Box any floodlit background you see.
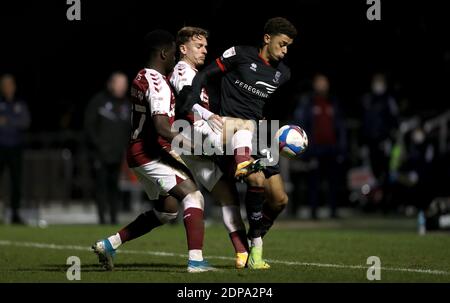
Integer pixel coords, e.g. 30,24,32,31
1,0,450,283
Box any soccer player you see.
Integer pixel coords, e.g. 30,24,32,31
178,17,297,269
92,29,215,273
169,26,250,269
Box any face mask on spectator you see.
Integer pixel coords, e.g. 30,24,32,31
412,129,425,145
371,80,386,95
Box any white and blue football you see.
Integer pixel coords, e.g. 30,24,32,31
275,125,308,158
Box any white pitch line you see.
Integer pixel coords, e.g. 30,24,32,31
0,240,448,276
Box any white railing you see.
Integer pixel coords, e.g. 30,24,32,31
424,110,450,154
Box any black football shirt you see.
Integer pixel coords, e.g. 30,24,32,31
215,45,291,120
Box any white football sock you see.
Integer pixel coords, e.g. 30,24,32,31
189,249,203,261
221,205,245,233
251,237,263,248
108,233,122,250
231,129,253,154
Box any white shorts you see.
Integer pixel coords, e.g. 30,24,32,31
180,155,223,192
178,120,224,192
132,157,190,200
188,119,223,155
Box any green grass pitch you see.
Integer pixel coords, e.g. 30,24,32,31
1,218,450,283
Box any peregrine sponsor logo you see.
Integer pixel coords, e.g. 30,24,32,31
234,80,269,98
255,81,277,95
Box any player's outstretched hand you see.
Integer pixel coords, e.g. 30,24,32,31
207,114,223,134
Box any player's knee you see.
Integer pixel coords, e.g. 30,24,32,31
158,196,178,213
232,119,244,130
240,119,255,132
270,192,289,209
279,193,289,207
153,209,178,224
231,118,254,132
246,172,265,187
182,190,204,210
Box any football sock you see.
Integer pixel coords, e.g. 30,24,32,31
221,205,249,253
188,249,203,262
232,129,253,165
118,210,163,244
245,186,265,239
107,233,122,250
260,201,286,238
182,191,205,260
251,236,263,248
183,207,205,254
229,230,250,253
234,147,251,165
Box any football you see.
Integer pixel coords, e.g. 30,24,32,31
275,124,308,158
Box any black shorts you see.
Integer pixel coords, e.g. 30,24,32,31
254,119,280,178
214,154,280,179
253,152,280,179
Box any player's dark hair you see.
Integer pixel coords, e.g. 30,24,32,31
264,17,297,39
176,26,209,48
144,29,175,57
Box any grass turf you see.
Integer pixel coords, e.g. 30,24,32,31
1,217,450,283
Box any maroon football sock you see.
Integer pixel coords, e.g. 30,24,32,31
245,186,265,239
118,210,163,243
234,147,251,166
183,207,204,250
229,230,250,253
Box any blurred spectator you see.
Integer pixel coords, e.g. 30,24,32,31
360,73,399,211
0,74,31,224
84,72,131,225
293,73,347,219
389,124,436,212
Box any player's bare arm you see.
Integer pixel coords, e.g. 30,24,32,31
152,114,194,153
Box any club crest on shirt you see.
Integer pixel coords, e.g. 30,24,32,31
273,71,281,83
222,47,236,59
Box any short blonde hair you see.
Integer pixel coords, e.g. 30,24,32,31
176,26,209,47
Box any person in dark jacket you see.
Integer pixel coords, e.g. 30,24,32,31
360,73,399,211
0,74,31,224
293,73,347,219
84,72,131,224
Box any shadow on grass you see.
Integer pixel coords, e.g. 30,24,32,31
32,262,233,273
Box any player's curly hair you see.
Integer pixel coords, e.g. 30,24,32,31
144,29,175,56
264,17,297,39
176,26,209,47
